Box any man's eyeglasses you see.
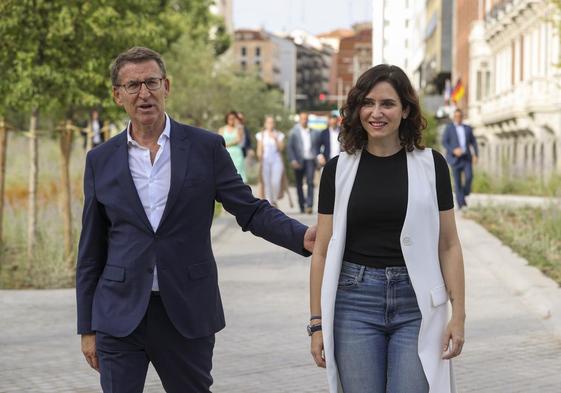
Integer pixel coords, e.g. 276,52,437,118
114,77,164,94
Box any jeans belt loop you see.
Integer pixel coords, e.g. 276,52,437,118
357,265,366,282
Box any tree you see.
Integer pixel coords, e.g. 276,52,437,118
167,35,292,135
0,117,8,247
0,0,227,266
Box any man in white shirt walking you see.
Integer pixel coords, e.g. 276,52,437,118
287,112,321,214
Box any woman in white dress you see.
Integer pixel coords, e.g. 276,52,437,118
256,116,285,207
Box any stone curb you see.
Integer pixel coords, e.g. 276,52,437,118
458,215,561,340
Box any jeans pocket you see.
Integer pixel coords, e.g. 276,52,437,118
337,272,358,289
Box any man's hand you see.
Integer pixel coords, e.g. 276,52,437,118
304,225,317,253
472,155,478,165
291,160,301,169
453,147,463,157
317,154,326,167
81,333,99,371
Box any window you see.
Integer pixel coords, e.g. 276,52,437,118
255,47,261,57
241,60,247,71
241,47,247,56
476,70,482,101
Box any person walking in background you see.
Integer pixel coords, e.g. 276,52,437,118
256,115,285,207
76,47,316,393
309,64,465,393
287,112,320,214
237,111,254,158
317,114,341,167
219,111,246,182
442,108,479,209
81,109,106,150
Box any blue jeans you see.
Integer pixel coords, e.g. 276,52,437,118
334,261,429,393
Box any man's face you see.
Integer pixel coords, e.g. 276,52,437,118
453,111,463,124
112,60,169,129
299,113,308,128
328,117,338,128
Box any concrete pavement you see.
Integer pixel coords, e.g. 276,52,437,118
1,188,561,392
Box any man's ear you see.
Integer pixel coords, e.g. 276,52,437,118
112,87,123,107
163,78,170,98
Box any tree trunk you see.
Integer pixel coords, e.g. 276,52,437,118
0,117,7,246
60,120,74,267
27,108,39,261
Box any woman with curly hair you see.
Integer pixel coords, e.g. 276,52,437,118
308,64,465,393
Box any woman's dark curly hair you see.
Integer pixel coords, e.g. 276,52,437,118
339,64,427,154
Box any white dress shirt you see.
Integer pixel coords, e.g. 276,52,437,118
300,127,314,160
454,123,466,153
127,114,171,291
92,119,102,145
328,127,340,159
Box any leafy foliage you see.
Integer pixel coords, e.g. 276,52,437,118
166,35,293,135
0,0,227,121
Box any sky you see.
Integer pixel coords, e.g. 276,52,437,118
233,0,373,35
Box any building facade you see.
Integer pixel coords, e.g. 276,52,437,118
423,0,454,95
268,33,298,112
233,29,281,87
452,0,480,112
337,24,373,99
468,0,561,179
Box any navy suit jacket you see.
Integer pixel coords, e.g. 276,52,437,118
317,127,341,159
76,118,309,338
441,122,478,167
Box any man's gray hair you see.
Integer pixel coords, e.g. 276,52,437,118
110,47,167,86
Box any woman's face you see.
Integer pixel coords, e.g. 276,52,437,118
264,117,274,130
359,81,408,145
227,114,237,127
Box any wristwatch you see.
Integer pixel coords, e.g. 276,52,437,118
307,323,322,336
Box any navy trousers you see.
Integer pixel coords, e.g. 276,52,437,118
451,157,473,208
294,159,316,212
96,293,215,393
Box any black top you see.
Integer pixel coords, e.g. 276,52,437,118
318,148,453,268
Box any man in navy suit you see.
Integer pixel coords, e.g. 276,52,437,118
441,108,479,208
76,47,315,393
317,114,341,167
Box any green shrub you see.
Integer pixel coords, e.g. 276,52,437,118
464,205,561,285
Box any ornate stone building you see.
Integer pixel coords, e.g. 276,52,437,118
468,0,561,180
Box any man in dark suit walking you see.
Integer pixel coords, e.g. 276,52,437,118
76,47,315,393
441,108,479,208
317,114,341,167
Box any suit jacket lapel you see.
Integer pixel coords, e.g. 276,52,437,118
159,120,191,229
114,130,154,233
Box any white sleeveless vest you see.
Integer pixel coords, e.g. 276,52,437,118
321,148,456,393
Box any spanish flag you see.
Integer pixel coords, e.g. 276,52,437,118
451,78,465,104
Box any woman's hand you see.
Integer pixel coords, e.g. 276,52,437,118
441,316,465,359
311,331,326,368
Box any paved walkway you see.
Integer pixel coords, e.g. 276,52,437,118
1,189,561,392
